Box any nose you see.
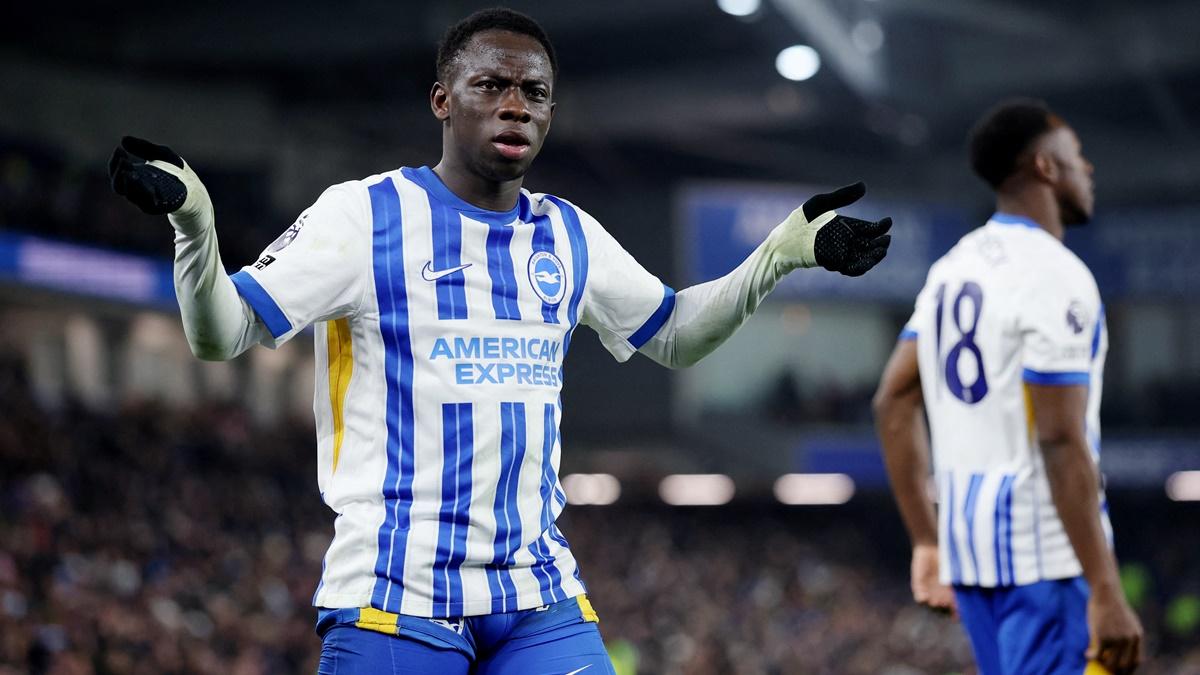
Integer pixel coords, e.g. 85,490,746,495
497,86,531,124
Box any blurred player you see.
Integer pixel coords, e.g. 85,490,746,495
108,7,892,673
873,99,1142,674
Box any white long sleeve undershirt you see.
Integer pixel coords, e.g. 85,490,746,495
635,238,786,369
169,185,268,361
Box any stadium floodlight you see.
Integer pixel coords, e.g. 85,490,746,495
562,473,621,505
775,45,821,81
659,474,735,506
716,0,761,17
773,473,855,505
1165,471,1200,502
850,20,885,54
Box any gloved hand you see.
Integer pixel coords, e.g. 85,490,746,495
109,136,211,234
767,182,892,277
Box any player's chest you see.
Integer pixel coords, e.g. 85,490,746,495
373,214,581,329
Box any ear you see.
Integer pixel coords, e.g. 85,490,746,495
431,82,450,122
1031,150,1058,184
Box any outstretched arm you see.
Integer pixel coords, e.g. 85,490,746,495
872,338,956,614
110,136,267,360
638,183,891,368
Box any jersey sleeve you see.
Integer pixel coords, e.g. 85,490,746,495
1018,262,1100,385
900,266,938,341
229,183,370,347
575,208,676,362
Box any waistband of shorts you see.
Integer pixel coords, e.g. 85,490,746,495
316,594,599,640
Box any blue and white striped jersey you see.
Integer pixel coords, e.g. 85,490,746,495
903,214,1110,587
229,166,675,617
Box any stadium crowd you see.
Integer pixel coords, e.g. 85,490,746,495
0,141,271,267
1,353,1198,675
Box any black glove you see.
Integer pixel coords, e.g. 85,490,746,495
806,182,893,277
108,136,189,215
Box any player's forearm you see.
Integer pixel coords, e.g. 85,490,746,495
171,201,262,361
642,240,782,368
1041,436,1122,597
875,393,938,546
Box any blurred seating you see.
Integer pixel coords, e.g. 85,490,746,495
1,356,1197,674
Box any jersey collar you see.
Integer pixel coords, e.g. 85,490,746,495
407,166,522,225
989,212,1042,229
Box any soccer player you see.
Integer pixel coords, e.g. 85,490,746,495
873,99,1142,675
109,8,892,673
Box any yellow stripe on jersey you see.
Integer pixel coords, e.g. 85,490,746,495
577,594,600,623
327,318,354,474
354,607,401,635
1084,661,1113,675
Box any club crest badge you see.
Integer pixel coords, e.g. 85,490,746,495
528,251,566,305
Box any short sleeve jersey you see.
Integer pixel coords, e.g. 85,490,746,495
230,166,675,617
903,213,1109,587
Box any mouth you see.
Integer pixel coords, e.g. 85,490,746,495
492,130,531,160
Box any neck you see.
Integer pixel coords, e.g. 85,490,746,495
995,187,1064,241
432,156,523,212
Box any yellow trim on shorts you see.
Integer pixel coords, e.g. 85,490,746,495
355,607,401,635
576,594,599,623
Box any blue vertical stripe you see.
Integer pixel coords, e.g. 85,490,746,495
546,403,578,587
489,402,526,612
485,224,522,320
545,197,589,356
1003,477,1016,584
1091,303,1105,361
550,522,583,587
433,403,473,615
431,203,468,320
992,482,1005,585
525,403,564,604
368,177,418,613
993,475,1016,585
528,197,562,324
945,472,962,584
963,473,984,583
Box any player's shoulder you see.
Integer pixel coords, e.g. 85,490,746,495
522,189,602,228
318,168,417,213
523,188,577,213
1003,225,1096,289
926,225,1011,279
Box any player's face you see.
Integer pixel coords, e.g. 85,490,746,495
435,30,555,183
1046,126,1094,226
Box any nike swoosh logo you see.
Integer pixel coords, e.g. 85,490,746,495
563,666,592,675
421,261,472,282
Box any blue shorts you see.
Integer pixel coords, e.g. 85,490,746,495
316,595,616,675
954,578,1090,675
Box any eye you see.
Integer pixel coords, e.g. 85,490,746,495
526,87,549,101
477,80,500,91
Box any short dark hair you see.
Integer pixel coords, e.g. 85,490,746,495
968,98,1059,188
436,8,558,83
